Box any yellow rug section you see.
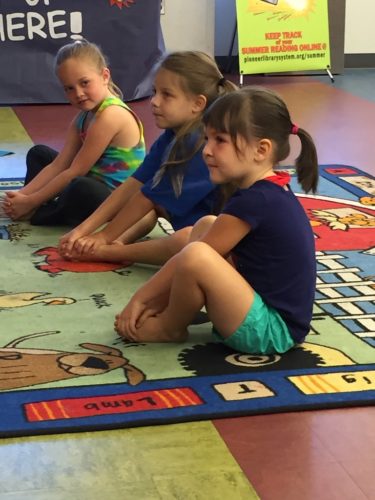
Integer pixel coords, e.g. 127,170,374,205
0,107,33,179
0,421,259,499
0,107,32,147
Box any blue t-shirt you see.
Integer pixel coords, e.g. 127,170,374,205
223,181,316,343
132,129,219,230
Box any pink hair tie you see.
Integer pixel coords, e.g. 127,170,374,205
291,124,299,135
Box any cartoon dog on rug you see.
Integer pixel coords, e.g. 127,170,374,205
0,332,145,390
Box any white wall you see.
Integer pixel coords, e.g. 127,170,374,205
160,0,215,55
345,0,375,53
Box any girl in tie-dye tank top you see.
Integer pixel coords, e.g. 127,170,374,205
3,39,145,226
76,96,145,190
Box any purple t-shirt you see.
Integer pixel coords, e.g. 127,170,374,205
223,180,316,343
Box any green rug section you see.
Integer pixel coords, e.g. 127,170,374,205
0,421,259,499
0,222,259,497
1,219,374,393
1,221,212,391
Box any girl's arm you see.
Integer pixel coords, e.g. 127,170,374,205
73,189,155,255
70,125,165,238
74,176,144,233
200,213,251,256
3,120,81,219
24,108,125,206
58,176,143,255
117,251,179,334
122,213,250,304
135,214,250,297
20,121,81,196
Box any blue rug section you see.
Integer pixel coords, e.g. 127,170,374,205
0,177,23,189
0,178,24,240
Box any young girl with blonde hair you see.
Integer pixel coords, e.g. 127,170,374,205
3,39,145,226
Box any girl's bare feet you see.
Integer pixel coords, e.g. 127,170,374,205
115,314,188,343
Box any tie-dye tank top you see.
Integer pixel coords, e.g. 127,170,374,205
76,96,145,189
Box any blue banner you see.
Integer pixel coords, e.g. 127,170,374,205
0,0,165,103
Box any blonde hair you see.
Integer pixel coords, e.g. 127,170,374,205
153,51,238,196
203,86,319,193
54,39,123,99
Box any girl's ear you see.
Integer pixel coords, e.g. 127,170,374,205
193,94,207,113
254,138,273,161
102,67,110,83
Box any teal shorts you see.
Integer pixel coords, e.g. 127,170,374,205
212,292,295,355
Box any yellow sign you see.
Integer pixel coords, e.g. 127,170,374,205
236,0,331,74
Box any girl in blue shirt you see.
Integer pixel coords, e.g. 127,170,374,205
59,51,237,265
115,86,318,355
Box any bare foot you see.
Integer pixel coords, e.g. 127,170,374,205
16,209,36,221
112,240,125,246
59,246,105,262
117,315,189,343
63,244,132,265
131,316,189,342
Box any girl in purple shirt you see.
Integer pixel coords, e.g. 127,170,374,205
115,86,318,355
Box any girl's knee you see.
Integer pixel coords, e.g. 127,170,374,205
66,177,105,201
25,145,58,184
26,145,45,169
67,176,85,193
26,145,55,164
178,241,214,270
193,215,217,230
170,226,191,248
190,215,217,241
26,145,40,160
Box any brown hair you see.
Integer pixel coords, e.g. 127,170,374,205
203,86,319,193
54,39,123,99
153,51,238,196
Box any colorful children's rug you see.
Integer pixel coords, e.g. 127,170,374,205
0,165,374,438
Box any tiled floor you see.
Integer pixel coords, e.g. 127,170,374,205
215,407,375,500
0,423,257,500
1,69,375,499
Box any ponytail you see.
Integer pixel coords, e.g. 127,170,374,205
217,77,238,100
294,127,318,193
151,51,238,197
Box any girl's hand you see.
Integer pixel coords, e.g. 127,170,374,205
58,228,85,259
114,294,167,340
114,299,148,340
73,232,110,256
3,191,36,220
